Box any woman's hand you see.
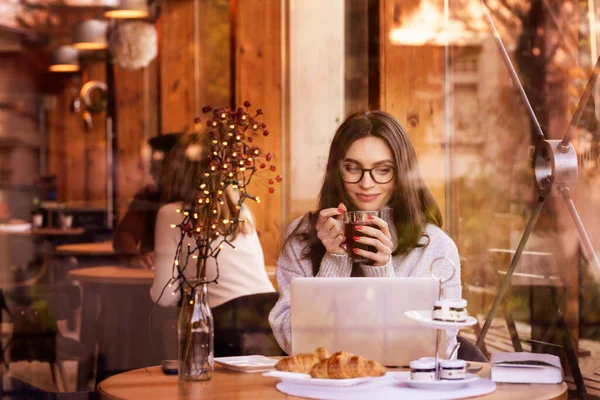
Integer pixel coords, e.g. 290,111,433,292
352,215,393,266
316,203,347,255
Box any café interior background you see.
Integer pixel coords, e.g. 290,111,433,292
1,0,600,396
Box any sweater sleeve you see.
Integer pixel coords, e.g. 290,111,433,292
269,216,356,354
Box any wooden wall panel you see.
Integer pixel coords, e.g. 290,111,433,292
160,0,231,133
235,0,281,266
84,62,107,207
380,0,447,221
159,0,195,133
114,59,159,222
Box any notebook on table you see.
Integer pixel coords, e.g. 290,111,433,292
290,277,441,367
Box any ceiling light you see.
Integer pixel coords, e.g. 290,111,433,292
72,19,108,50
49,46,80,72
104,0,149,19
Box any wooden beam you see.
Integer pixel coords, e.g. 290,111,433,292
113,58,159,222
235,0,281,266
159,0,195,133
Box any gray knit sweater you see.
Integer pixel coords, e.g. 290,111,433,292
268,215,462,356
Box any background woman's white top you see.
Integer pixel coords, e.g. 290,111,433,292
150,202,275,307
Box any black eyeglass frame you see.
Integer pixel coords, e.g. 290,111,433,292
339,163,396,184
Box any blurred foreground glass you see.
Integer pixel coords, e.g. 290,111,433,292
178,279,214,381
343,208,392,265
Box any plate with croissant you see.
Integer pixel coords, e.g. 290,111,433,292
263,347,388,388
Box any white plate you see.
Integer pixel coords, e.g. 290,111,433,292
404,310,478,329
263,370,388,387
214,355,278,372
393,371,479,390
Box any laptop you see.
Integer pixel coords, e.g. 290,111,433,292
290,277,442,367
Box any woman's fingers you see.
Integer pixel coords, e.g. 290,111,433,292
316,207,344,231
351,245,390,266
354,224,393,249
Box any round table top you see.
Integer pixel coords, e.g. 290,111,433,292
68,266,154,285
56,241,116,256
97,362,567,400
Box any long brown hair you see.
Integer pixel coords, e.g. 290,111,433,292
290,110,442,275
160,133,252,239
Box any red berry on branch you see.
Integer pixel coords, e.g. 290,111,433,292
260,163,266,169
266,153,272,161
269,179,274,184
183,223,191,231
270,165,276,171
243,100,251,107
247,137,253,143
202,106,213,114
206,120,213,127
187,231,193,237
260,123,267,129
269,187,275,194
263,130,269,137
257,109,263,115
194,117,201,124
276,175,282,182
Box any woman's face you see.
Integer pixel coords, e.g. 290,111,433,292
341,136,395,211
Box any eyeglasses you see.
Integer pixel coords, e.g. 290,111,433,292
339,162,395,184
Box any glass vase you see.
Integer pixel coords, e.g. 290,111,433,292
178,279,214,381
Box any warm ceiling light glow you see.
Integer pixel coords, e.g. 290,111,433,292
103,0,149,19
48,46,80,73
72,20,108,50
49,64,80,72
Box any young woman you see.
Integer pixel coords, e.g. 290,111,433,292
150,133,275,308
268,110,461,355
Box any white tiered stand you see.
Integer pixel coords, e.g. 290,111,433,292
405,257,479,380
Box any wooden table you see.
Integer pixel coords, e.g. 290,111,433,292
68,266,154,285
0,227,85,236
56,241,116,256
98,362,567,400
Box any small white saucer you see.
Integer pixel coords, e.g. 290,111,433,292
404,310,478,329
393,371,479,390
214,355,277,372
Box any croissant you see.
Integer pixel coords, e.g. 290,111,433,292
309,351,387,379
275,347,331,373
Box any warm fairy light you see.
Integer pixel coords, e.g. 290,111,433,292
165,101,279,293
170,224,177,228
176,209,181,213
189,300,194,304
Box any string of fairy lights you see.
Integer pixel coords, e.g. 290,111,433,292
156,102,280,303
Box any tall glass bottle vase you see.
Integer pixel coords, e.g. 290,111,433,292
178,279,214,381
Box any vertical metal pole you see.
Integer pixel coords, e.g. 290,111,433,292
443,0,454,235
105,53,117,229
476,196,546,348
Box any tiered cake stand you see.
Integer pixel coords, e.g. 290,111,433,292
405,257,478,381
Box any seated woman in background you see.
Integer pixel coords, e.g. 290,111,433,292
269,110,461,355
150,133,278,356
150,133,275,307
